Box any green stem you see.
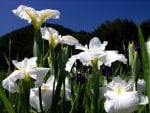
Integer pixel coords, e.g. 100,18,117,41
92,58,99,113
50,46,68,112
69,84,80,113
8,39,11,73
51,75,64,112
21,80,31,113
93,75,99,113
33,29,43,64
38,87,43,113
132,51,138,90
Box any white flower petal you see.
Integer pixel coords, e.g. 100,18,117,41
104,91,139,113
139,95,149,105
67,36,127,71
12,5,60,25
78,51,105,68
104,99,113,113
27,57,37,67
12,59,23,70
61,35,79,46
30,77,54,112
89,37,108,51
107,76,126,90
30,87,53,112
96,52,107,69
65,51,106,72
30,68,50,87
38,9,60,20
104,51,127,67
42,89,53,111
61,78,71,101
102,76,145,113
41,27,59,41
2,70,24,93
78,52,93,66
40,27,49,41
10,70,25,81
137,79,146,94
65,55,78,72
12,57,37,71
12,5,36,23
125,77,134,91
89,37,102,51
99,41,108,51
146,39,150,54
41,81,54,110
2,78,20,93
30,88,41,112
79,51,105,66
75,44,89,52
46,75,55,84
25,57,37,71
137,79,148,105
2,57,51,93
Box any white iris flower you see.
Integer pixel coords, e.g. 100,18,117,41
2,57,50,93
30,76,71,112
102,76,148,113
12,5,60,30
65,37,127,72
30,75,55,112
40,27,79,48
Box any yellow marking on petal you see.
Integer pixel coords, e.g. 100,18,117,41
24,72,30,82
25,9,40,29
18,67,23,71
50,34,59,48
91,57,99,66
40,11,52,22
117,87,122,96
25,9,36,22
41,84,48,93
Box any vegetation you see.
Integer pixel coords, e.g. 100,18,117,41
0,18,150,113
0,19,150,70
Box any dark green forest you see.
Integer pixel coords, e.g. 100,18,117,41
0,18,150,70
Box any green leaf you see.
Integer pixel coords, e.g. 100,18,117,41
0,89,15,113
137,25,150,107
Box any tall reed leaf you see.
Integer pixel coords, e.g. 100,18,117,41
137,25,150,107
0,89,15,113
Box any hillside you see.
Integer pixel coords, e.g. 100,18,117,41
0,23,79,70
0,19,150,70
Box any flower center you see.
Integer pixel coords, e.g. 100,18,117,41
50,34,59,48
24,72,30,82
42,84,48,93
117,87,122,96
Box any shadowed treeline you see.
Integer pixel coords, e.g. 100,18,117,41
0,18,150,70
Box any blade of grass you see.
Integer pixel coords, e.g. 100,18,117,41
0,89,15,113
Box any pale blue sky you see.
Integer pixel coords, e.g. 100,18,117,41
0,0,150,36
